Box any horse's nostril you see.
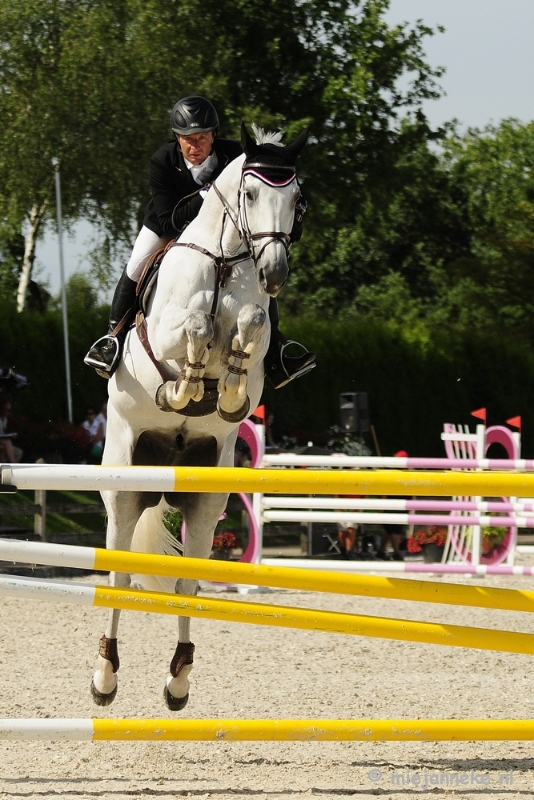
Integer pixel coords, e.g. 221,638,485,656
259,268,266,286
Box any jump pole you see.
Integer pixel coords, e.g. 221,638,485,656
3,574,534,654
263,497,534,513
4,538,534,611
261,558,534,577
5,464,534,496
2,718,534,741
262,510,534,528
261,454,534,470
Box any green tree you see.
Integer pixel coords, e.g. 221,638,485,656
437,119,534,341
0,0,445,312
0,0,161,310
295,126,471,319
290,117,534,342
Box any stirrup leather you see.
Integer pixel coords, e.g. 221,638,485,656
265,340,316,389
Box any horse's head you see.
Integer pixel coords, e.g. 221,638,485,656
239,124,308,296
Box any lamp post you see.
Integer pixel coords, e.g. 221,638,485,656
52,158,73,423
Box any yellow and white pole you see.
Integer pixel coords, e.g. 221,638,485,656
2,539,534,612
2,575,534,654
5,464,534,496
2,718,534,741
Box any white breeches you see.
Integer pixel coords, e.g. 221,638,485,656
126,226,172,281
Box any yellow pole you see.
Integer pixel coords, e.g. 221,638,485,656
170,467,534,497
93,717,534,741
92,584,534,655
95,550,534,613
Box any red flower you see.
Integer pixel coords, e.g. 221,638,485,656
212,531,237,551
407,525,448,553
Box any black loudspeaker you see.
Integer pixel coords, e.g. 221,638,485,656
339,392,369,434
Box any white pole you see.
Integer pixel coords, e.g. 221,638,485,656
52,160,73,423
469,424,486,566
253,422,265,562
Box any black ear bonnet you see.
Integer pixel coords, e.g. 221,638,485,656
241,124,308,186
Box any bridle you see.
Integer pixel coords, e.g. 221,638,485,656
172,159,298,320
235,162,297,264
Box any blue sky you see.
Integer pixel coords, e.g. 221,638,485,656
38,0,534,296
385,0,534,130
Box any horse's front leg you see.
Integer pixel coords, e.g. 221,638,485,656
91,490,145,706
164,492,229,711
155,310,213,412
217,303,267,422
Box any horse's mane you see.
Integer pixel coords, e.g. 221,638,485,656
251,123,284,147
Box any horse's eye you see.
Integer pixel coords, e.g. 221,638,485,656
245,190,254,202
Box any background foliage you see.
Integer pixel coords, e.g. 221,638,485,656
1,0,533,456
2,292,533,457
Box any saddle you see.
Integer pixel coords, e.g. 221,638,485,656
136,239,177,317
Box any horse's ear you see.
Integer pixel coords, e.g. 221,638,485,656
241,122,257,156
284,127,309,162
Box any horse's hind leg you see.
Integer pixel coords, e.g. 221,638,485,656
91,611,122,706
164,492,229,711
217,303,266,422
91,490,145,706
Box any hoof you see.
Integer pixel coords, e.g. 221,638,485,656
216,395,250,423
163,685,189,711
91,679,118,706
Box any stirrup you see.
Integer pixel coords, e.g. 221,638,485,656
265,340,316,390
84,335,121,379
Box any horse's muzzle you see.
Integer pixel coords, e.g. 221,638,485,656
258,259,289,297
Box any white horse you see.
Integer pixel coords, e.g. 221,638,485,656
91,124,308,709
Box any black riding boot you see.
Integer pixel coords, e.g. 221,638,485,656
264,298,316,389
84,269,137,379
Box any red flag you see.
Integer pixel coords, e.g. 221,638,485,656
471,407,487,423
506,415,522,431
252,404,265,423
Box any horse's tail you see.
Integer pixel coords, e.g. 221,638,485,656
130,498,183,594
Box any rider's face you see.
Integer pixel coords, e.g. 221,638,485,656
177,132,215,165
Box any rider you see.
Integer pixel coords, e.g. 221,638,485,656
84,95,316,388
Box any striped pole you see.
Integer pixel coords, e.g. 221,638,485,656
262,454,534,470
2,574,534,654
3,538,534,610
5,464,534,496
263,497,534,513
261,558,534,576
1,718,534,741
262,510,529,527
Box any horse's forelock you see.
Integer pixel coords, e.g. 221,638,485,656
251,122,284,147
239,123,306,186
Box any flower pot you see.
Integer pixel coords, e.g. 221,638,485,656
212,547,232,560
482,535,496,555
422,543,445,563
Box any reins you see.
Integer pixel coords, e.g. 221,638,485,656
136,158,298,383
170,239,250,320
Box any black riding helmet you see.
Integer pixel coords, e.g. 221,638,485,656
170,96,219,136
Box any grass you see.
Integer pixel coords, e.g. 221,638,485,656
0,489,303,551
0,488,106,537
